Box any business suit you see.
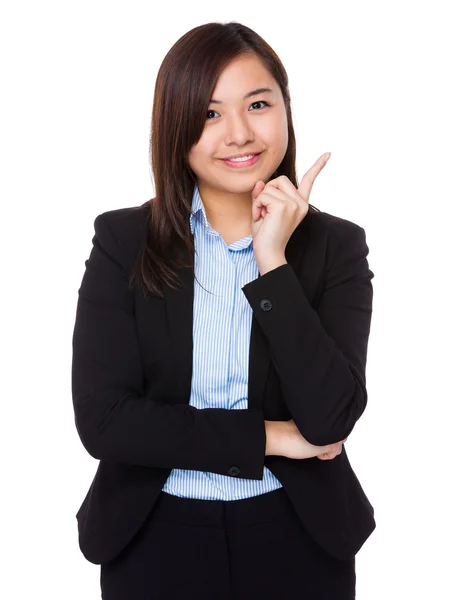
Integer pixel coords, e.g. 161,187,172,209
72,197,376,570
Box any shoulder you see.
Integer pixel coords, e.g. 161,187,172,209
91,200,151,271
309,206,367,242
95,200,150,238
305,207,370,267
308,206,365,236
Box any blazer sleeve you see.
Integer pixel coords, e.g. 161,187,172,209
241,222,374,447
71,212,267,479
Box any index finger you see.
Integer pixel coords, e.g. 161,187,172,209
298,152,331,201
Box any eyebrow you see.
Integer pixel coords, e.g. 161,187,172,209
209,87,273,104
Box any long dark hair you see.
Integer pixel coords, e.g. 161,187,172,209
130,21,320,299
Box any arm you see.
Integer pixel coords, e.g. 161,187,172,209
242,223,374,447
264,420,281,456
71,213,266,479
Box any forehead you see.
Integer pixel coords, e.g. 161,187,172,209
211,55,276,100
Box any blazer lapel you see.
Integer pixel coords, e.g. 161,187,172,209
162,212,312,411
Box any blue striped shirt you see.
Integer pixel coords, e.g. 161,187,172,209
162,183,283,500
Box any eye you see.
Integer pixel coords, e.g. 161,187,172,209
206,100,270,120
249,100,270,111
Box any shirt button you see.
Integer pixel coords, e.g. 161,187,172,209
260,299,272,311
228,466,241,476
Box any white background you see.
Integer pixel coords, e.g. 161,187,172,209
1,1,451,598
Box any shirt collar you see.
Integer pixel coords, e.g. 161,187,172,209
189,182,210,234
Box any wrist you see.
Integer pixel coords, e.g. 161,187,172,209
257,255,287,276
264,421,274,455
265,420,285,456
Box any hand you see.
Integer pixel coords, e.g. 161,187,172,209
282,419,347,461
316,439,347,460
250,152,331,272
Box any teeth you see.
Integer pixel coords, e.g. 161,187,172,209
228,154,255,162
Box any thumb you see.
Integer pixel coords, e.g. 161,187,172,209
251,179,266,201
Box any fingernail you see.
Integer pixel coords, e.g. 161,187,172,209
324,152,331,163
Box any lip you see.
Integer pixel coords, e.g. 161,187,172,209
220,152,262,169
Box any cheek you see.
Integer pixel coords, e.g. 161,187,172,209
191,139,217,165
259,116,288,150
263,131,288,165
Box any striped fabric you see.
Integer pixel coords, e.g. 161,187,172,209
161,183,283,500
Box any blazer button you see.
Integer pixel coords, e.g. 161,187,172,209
228,465,241,476
260,299,272,311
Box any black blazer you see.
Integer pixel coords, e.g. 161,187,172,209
72,199,376,565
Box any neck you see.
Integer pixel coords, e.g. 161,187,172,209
197,182,253,231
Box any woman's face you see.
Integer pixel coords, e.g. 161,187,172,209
187,53,289,195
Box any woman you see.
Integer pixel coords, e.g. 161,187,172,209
72,21,376,599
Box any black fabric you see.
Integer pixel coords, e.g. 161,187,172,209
100,487,356,599
72,200,376,566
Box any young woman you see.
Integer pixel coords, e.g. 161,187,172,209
72,21,376,600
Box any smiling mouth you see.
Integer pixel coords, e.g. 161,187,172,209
220,152,263,168
222,152,260,161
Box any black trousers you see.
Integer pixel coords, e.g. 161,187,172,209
100,487,356,599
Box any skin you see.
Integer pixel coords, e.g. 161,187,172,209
266,420,347,460
187,53,346,461
187,53,289,245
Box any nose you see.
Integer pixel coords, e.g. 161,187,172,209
224,112,255,147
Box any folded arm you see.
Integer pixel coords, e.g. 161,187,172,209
242,222,374,446
72,213,267,479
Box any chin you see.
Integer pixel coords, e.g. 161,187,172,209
218,179,263,193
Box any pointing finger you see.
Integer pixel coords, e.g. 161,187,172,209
298,152,331,202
